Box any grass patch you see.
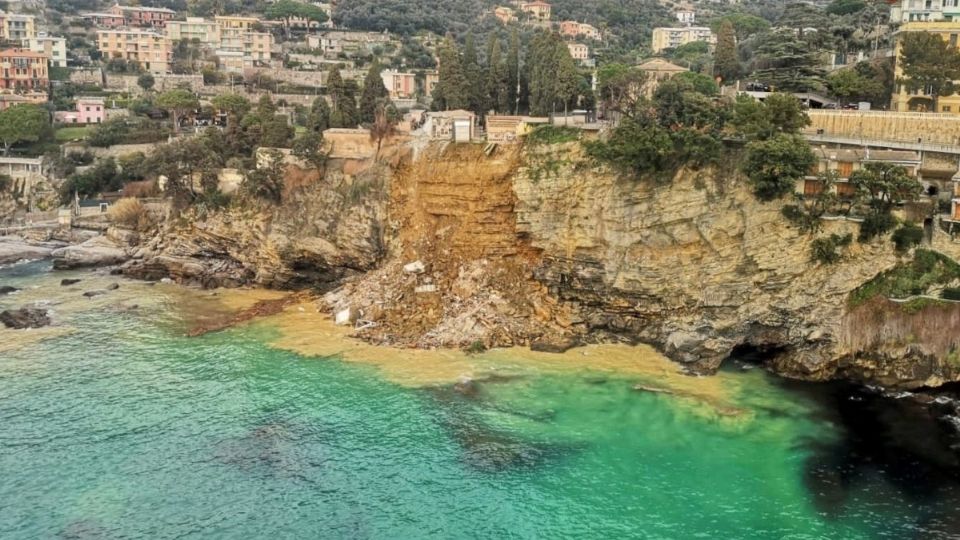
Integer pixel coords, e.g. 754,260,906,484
524,125,579,146
55,126,91,142
849,250,960,307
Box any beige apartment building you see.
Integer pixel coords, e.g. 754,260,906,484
165,17,220,45
97,29,171,74
24,32,67,68
651,26,715,53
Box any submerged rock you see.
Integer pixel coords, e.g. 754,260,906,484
0,285,18,295
530,337,581,354
82,290,107,298
60,278,81,286
106,283,119,290
0,307,50,329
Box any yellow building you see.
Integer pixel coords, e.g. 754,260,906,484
215,15,260,37
892,21,960,113
1,13,36,41
651,26,715,53
217,31,272,63
97,29,171,74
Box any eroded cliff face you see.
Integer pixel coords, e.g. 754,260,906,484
123,164,389,289
127,139,960,387
512,142,960,387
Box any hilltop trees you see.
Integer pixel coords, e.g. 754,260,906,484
898,31,960,112
265,0,328,35
433,35,469,111
528,32,582,116
586,75,726,182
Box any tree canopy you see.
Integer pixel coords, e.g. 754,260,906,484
898,31,960,111
0,105,51,154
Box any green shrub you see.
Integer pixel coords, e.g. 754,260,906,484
810,233,853,264
891,223,924,252
525,125,580,145
849,250,960,305
858,211,897,242
743,133,817,201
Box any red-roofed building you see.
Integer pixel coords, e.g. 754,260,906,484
0,48,49,92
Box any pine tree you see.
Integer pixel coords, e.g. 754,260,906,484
714,20,740,83
506,29,521,114
434,35,468,111
359,61,389,124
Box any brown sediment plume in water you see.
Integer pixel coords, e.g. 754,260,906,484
251,300,752,417
186,291,306,336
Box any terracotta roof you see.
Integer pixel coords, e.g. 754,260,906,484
636,58,688,73
0,48,48,59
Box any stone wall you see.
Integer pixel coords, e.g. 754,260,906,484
808,110,960,146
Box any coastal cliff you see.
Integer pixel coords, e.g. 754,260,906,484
127,139,960,388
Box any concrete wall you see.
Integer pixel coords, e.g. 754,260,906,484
808,110,960,146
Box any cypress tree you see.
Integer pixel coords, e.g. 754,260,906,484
506,29,521,114
463,33,485,116
359,61,389,124
327,66,358,128
434,35,468,111
486,35,509,114
714,20,740,83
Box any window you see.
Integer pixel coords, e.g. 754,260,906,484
837,161,854,177
945,106,953,112
804,180,824,196
837,183,857,199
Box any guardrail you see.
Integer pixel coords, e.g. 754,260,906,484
803,133,960,155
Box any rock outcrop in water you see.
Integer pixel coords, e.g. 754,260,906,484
0,307,50,329
124,139,960,388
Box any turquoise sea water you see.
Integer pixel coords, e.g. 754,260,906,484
2,262,960,539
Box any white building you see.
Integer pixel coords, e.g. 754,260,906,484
676,10,696,25
889,0,960,23
24,32,67,67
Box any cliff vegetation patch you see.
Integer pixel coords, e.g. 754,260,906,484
848,250,960,307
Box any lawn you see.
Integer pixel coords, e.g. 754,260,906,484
55,126,92,142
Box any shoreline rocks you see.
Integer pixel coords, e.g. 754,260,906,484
0,236,63,265
0,307,51,329
51,236,128,270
